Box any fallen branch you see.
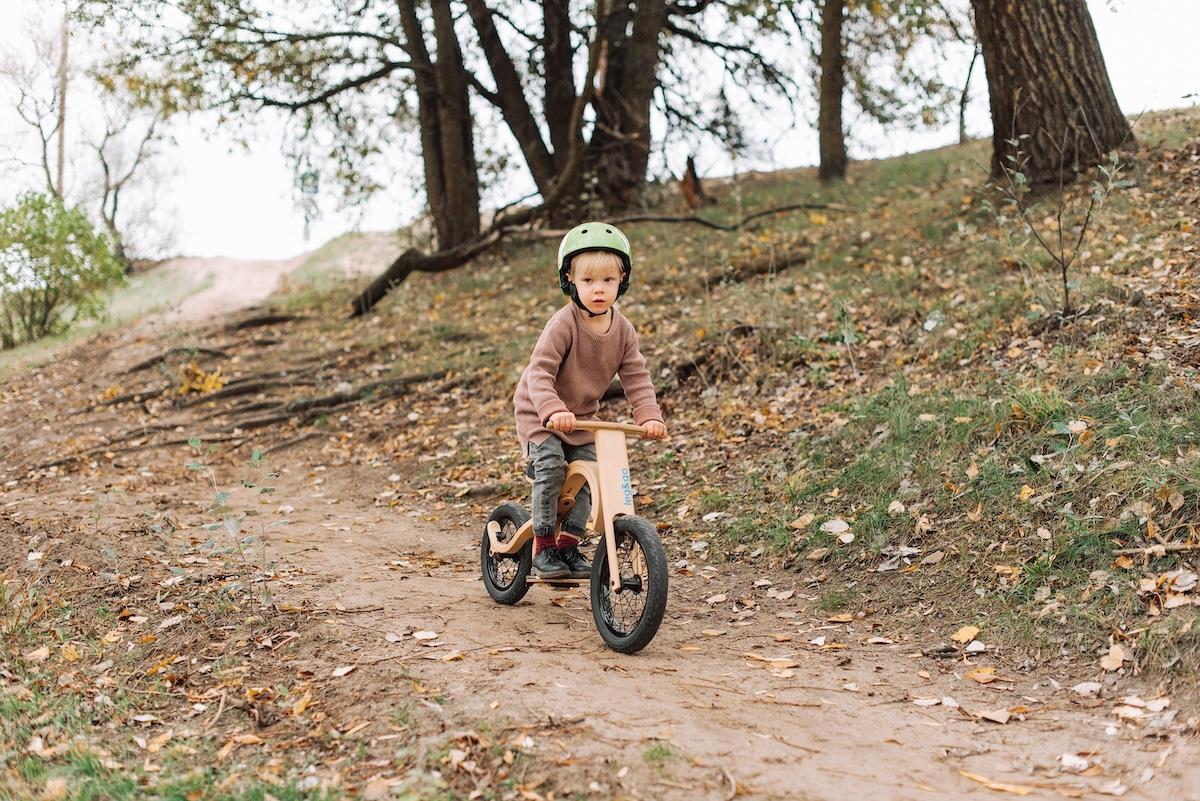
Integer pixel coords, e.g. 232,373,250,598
590,202,847,234
1113,543,1200,556
74,386,166,414
227,313,305,331
174,378,316,408
125,347,229,374
349,201,842,316
33,435,246,471
264,431,325,454
701,245,810,286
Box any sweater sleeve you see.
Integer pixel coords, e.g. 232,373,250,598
618,324,664,425
526,315,573,424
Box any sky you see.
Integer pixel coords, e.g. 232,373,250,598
0,0,1197,261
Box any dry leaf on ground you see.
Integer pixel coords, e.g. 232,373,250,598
951,625,979,644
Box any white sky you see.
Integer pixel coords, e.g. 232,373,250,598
0,0,1197,260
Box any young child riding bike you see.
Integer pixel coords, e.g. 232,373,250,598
513,222,668,580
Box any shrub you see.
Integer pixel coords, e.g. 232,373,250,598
0,192,123,348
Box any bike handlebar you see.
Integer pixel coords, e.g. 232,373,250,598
570,420,651,437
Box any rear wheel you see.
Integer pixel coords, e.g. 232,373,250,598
481,503,532,605
590,516,668,653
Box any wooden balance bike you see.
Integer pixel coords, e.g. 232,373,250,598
481,420,668,654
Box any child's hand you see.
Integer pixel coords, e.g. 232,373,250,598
644,420,667,440
548,412,576,433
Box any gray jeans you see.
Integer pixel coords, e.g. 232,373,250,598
528,436,595,538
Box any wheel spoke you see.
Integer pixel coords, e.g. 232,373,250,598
599,532,649,634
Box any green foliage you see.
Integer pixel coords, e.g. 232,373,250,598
0,192,124,349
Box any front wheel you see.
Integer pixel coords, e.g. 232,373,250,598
481,503,532,605
590,516,668,654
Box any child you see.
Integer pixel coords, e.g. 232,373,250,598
513,222,667,579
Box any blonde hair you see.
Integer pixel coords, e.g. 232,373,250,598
569,250,624,280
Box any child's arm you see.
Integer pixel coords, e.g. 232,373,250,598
526,318,572,426
617,328,665,437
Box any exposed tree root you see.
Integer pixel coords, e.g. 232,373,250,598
227,313,305,331
124,347,230,374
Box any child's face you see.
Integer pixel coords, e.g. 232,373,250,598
570,256,624,316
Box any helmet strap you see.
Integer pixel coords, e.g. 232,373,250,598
568,284,608,318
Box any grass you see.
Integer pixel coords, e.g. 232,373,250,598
0,264,215,380
642,742,675,764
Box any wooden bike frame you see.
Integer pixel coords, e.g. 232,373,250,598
486,420,645,594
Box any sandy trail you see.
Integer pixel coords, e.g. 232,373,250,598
262,467,1198,801
146,255,306,324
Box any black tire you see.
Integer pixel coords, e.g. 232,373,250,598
481,503,532,605
590,516,668,653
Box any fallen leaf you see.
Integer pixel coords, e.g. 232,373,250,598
977,708,1011,725
41,778,69,801
706,593,727,605
701,629,726,637
821,518,850,534
332,665,356,678
1019,484,1034,501
921,550,945,566
887,500,906,515
828,613,853,623
951,625,979,644
1100,643,1128,672
806,548,830,561
958,771,1030,795
1059,753,1090,774
24,646,50,663
1070,681,1102,697
413,630,439,640
965,666,997,684
61,644,81,663
790,513,815,529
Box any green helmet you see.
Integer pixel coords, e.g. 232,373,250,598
557,222,632,302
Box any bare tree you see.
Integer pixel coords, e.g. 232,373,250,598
0,18,71,198
1,13,174,265
90,104,168,268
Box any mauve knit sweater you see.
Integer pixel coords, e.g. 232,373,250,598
513,304,663,452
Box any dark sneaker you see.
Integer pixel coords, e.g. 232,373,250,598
559,545,591,578
532,547,571,579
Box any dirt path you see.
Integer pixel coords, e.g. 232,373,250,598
2,309,1198,800
145,255,307,324
255,463,1196,800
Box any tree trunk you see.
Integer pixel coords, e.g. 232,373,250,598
464,0,556,197
972,0,1132,184
430,1,480,245
398,0,480,249
817,0,847,183
55,9,69,200
542,0,585,223
588,0,670,211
